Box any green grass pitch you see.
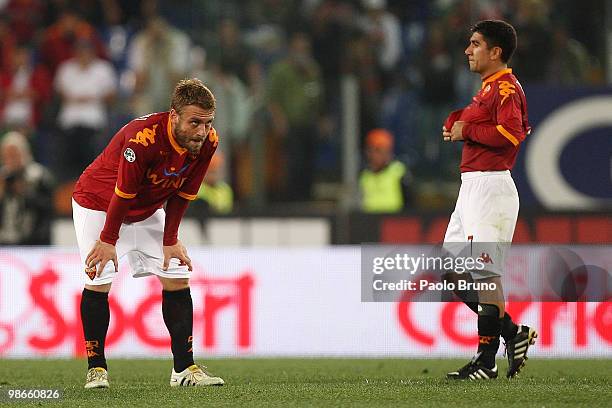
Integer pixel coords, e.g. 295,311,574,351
0,358,610,407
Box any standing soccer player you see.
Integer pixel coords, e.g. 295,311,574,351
442,20,537,380
73,78,225,388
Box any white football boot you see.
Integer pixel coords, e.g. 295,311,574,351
170,364,225,387
84,367,109,389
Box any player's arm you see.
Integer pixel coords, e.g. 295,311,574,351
162,131,218,271
461,88,525,147
87,194,131,276
87,140,149,276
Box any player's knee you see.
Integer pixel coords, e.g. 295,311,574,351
158,276,190,291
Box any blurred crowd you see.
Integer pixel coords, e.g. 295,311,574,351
0,0,607,242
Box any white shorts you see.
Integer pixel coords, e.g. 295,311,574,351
72,199,191,285
443,170,519,278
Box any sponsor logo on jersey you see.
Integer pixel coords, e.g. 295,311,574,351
146,169,188,189
129,124,158,146
163,164,189,177
123,147,136,162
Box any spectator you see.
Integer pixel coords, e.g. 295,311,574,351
511,0,553,83
53,38,117,182
0,131,54,245
359,0,402,90
190,46,250,188
345,30,382,140
127,16,190,116
418,22,456,172
99,0,134,74
4,0,46,44
267,31,323,201
244,0,300,29
0,15,16,73
99,0,136,131
308,1,358,178
39,7,107,75
359,128,411,213
206,18,255,84
0,45,52,134
547,26,592,85
195,152,233,214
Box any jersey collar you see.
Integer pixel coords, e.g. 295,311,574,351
167,115,187,155
481,68,512,88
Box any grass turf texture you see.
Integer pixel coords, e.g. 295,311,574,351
0,359,610,407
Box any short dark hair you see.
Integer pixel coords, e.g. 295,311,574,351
471,20,517,63
171,78,216,113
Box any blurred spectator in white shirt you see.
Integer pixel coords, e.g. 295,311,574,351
359,0,401,88
127,16,190,116
53,39,116,181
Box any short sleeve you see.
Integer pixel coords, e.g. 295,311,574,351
115,124,158,198
493,81,526,146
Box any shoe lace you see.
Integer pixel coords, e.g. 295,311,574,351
185,365,216,383
195,364,216,376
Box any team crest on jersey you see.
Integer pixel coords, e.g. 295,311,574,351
479,252,493,264
85,265,97,280
124,147,136,162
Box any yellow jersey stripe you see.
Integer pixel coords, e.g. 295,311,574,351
496,125,519,146
482,68,512,88
167,116,187,155
115,186,137,199
178,191,197,201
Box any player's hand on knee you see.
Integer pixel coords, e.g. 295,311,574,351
163,240,193,271
86,240,118,277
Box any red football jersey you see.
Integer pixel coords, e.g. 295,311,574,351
446,68,530,172
73,111,218,222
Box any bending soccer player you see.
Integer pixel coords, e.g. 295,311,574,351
441,20,537,380
72,78,224,388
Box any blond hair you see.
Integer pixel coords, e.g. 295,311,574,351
170,78,216,113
